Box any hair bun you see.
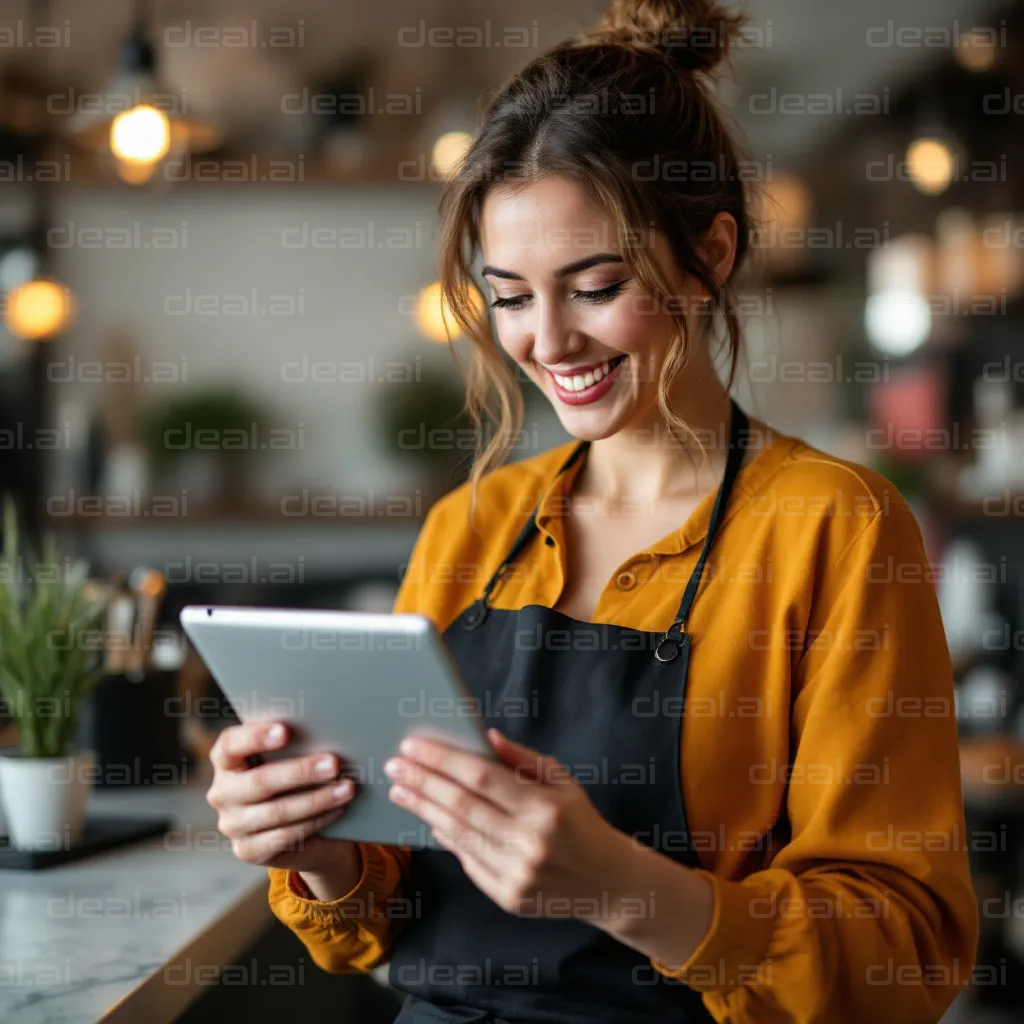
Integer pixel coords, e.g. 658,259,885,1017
581,0,744,73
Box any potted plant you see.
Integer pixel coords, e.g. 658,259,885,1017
376,360,474,501
140,388,273,508
0,498,109,849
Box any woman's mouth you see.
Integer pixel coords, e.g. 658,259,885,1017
547,355,627,407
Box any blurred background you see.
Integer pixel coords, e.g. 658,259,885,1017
0,0,1023,1020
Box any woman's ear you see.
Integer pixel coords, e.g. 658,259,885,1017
700,211,738,294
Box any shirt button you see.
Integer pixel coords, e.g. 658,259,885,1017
616,570,638,591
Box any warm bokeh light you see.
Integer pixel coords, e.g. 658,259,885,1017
110,105,172,165
762,173,812,231
759,172,813,272
415,281,484,343
956,30,997,72
905,137,955,196
431,131,473,178
5,279,75,341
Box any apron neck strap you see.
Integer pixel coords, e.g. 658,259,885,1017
666,398,748,634
479,438,589,606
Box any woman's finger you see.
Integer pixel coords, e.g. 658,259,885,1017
218,777,356,837
388,760,509,835
390,781,519,867
488,729,570,784
209,721,288,772
229,807,346,865
393,738,526,811
211,751,342,808
428,825,503,893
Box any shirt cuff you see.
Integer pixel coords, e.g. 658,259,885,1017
278,843,393,922
649,869,776,993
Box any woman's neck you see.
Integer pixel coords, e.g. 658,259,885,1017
577,365,741,504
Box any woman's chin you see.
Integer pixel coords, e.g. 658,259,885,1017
551,404,630,443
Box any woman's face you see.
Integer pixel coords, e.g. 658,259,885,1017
478,175,735,442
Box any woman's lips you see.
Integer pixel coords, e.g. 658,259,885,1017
547,355,626,406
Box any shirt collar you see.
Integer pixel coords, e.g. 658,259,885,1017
533,431,802,555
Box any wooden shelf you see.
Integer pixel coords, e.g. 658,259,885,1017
40,143,448,190
43,499,428,528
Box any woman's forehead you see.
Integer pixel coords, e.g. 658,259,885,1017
479,178,622,264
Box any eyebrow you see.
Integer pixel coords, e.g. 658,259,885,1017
480,253,625,282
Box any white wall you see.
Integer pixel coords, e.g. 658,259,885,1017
48,185,466,500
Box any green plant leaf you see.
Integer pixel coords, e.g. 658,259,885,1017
0,494,111,757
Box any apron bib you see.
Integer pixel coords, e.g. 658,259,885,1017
389,402,749,1024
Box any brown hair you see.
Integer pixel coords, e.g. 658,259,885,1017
436,0,752,521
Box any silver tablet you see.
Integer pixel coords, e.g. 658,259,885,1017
180,605,496,847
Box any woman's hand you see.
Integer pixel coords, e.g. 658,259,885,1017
206,721,359,881
382,727,641,928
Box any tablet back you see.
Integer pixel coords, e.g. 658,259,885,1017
180,605,495,846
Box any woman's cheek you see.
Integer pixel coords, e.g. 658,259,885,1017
496,317,532,368
589,300,653,358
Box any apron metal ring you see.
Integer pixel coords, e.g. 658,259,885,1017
655,638,679,662
463,601,487,630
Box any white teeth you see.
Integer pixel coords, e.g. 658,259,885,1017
553,358,618,392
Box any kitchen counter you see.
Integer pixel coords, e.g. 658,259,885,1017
0,769,272,1024
3,739,1013,1024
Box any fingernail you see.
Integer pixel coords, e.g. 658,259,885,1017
314,756,337,779
266,724,285,745
333,779,353,798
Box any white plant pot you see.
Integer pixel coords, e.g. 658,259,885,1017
0,752,95,850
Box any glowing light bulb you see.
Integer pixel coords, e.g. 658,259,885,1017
415,281,484,343
5,279,75,340
431,131,473,178
905,138,955,196
110,105,171,164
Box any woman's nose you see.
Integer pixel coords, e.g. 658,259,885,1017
530,299,585,367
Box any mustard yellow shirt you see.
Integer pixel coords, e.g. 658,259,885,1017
268,426,978,1023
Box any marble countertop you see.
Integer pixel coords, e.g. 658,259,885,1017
0,767,271,1024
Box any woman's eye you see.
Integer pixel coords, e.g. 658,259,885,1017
490,294,530,310
489,279,630,310
572,280,629,304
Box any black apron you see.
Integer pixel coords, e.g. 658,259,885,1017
389,400,750,1024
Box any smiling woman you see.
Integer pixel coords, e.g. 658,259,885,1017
200,0,984,1021
437,13,752,518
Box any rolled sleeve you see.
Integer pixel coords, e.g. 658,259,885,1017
268,843,412,974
